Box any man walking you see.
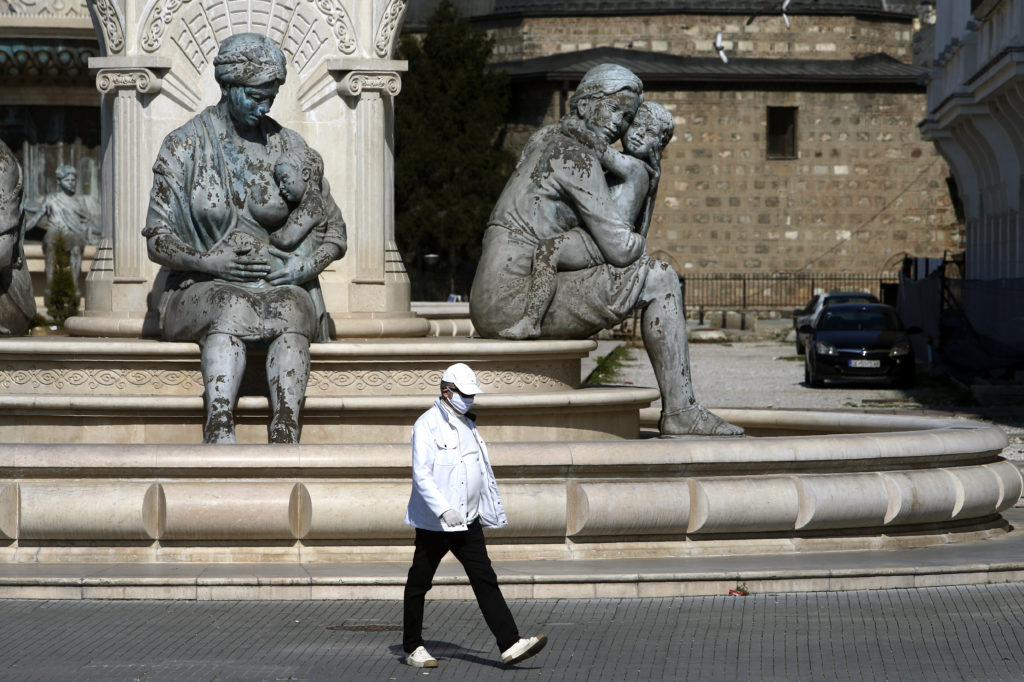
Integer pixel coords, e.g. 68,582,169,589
402,363,548,668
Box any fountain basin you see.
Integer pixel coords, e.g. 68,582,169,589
0,410,1015,564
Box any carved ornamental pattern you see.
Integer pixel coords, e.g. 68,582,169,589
3,0,89,18
307,364,575,395
0,40,98,88
373,0,407,58
338,70,402,97
96,67,163,94
141,0,356,75
90,0,126,54
0,367,201,393
0,364,575,396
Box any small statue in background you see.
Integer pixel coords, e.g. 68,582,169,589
0,140,37,335
25,164,95,306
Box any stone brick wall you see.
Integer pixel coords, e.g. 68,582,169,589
489,14,915,62
643,87,960,274
488,10,959,276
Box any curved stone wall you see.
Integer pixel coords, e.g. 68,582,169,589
0,410,1015,563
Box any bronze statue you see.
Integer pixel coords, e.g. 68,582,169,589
470,64,741,437
0,140,36,336
24,164,95,306
143,33,347,444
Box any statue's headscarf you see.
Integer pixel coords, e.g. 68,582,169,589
213,33,287,87
568,63,643,114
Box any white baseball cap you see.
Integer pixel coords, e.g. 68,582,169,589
441,362,484,395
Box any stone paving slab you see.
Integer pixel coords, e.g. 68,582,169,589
1,509,1023,601
3,585,1024,680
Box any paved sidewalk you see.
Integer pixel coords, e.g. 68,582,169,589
3,584,1024,680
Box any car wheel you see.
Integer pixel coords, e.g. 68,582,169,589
805,358,823,388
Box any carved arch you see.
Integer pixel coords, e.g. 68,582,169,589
374,0,407,58
138,0,356,75
87,0,127,55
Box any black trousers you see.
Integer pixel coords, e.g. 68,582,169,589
403,520,520,653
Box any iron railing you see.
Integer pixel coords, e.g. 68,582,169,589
681,272,899,311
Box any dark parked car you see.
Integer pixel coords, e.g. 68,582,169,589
801,303,920,388
792,291,880,353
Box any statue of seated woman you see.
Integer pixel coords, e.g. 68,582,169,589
143,33,347,444
470,64,741,437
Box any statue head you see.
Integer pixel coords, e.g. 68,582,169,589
622,102,675,161
569,64,643,144
213,33,287,130
274,146,324,203
55,164,77,195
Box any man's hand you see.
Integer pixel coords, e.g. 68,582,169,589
440,510,465,528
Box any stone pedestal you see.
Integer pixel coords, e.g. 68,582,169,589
71,0,424,338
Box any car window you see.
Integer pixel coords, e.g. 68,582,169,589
823,295,877,307
818,308,903,332
801,295,819,314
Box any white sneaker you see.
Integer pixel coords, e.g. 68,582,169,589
501,634,548,665
404,646,438,668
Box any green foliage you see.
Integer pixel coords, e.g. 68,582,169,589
584,345,633,385
47,232,78,325
394,0,515,299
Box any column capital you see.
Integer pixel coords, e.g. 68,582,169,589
90,56,172,95
325,57,407,98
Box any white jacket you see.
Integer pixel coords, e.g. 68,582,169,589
404,399,509,532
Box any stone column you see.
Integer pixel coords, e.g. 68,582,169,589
65,58,169,337
322,58,427,337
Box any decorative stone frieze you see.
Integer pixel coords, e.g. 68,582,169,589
374,0,407,58
88,0,125,54
0,40,97,88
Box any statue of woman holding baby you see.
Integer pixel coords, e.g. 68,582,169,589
143,33,346,444
470,64,741,437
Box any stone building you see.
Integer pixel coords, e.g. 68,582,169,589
407,0,962,284
0,0,101,220
918,0,1023,368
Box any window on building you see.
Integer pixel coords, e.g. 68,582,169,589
766,106,797,159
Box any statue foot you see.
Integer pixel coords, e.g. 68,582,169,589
659,404,744,437
498,319,541,340
204,403,236,444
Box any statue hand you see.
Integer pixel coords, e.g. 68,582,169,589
204,244,271,282
266,246,315,286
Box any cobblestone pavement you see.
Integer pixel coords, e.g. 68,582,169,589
4,585,1024,680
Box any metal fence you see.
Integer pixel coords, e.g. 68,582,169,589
681,272,900,311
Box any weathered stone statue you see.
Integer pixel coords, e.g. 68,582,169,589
470,64,742,437
143,33,347,444
0,140,36,336
24,164,95,306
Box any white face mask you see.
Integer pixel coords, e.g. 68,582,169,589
448,391,474,414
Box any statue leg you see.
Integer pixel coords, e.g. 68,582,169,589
639,262,743,437
266,332,310,443
201,333,246,444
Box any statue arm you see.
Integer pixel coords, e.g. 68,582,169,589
557,156,646,268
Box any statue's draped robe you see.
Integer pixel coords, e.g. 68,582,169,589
0,140,36,333
470,119,650,338
143,106,346,343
